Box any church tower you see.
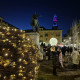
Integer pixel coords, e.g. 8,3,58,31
52,14,58,30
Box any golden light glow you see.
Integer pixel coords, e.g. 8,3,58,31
5,53,8,56
0,74,1,77
19,58,22,62
4,76,6,79
7,32,11,35
19,65,22,68
3,40,6,42
18,73,23,76
0,25,39,80
14,29,17,31
23,76,26,79
12,62,16,66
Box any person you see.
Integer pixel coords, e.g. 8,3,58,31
59,50,64,68
61,46,66,56
50,46,59,75
69,47,73,54
38,46,44,61
46,46,51,60
71,48,80,70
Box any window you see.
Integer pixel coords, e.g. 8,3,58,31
51,32,54,35
56,32,60,36
46,38,48,40
45,33,48,37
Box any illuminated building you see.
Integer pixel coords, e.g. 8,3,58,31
39,15,62,46
52,14,58,30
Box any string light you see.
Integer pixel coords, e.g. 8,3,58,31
19,58,22,62
4,53,8,56
0,25,39,80
28,38,30,40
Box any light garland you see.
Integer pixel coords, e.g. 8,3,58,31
0,25,39,80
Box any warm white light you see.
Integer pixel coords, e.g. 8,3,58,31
49,38,58,46
28,38,30,40
20,30,23,32
14,29,17,31
5,53,8,56
19,58,22,62
3,27,6,29
4,76,6,79
0,74,1,77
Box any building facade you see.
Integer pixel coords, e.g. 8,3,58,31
39,15,62,46
39,27,62,45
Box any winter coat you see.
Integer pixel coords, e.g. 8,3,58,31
59,52,63,67
50,47,59,67
71,50,80,64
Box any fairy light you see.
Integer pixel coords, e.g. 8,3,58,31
0,25,39,80
20,30,23,32
28,38,30,41
19,65,22,68
3,27,6,29
4,76,6,79
19,58,22,62
5,53,8,56
0,74,1,77
3,40,6,42
7,28,10,31
7,32,10,35
2,48,5,50
23,76,26,79
14,29,17,31
6,39,9,41
9,40,11,42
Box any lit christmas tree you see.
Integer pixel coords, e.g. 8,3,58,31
0,25,39,80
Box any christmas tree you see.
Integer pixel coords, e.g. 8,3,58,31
0,25,39,80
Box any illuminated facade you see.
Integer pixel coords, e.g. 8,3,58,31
39,14,62,45
39,27,62,45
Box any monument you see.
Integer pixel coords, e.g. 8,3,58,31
30,12,39,32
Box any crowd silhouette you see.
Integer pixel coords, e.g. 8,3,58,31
39,42,80,76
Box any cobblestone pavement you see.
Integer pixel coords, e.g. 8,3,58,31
57,68,80,80
58,69,80,76
39,59,80,80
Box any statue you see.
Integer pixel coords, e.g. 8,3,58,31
30,12,39,32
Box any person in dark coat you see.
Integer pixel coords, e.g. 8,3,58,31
56,47,61,68
66,47,70,53
61,46,66,56
50,46,59,75
46,46,51,60
69,47,73,54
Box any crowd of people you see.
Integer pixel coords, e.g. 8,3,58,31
39,44,80,76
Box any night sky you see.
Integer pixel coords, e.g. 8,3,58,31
0,0,80,35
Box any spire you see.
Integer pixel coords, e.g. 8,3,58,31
53,14,57,26
52,14,58,30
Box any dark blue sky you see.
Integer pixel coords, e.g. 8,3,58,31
0,0,80,35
